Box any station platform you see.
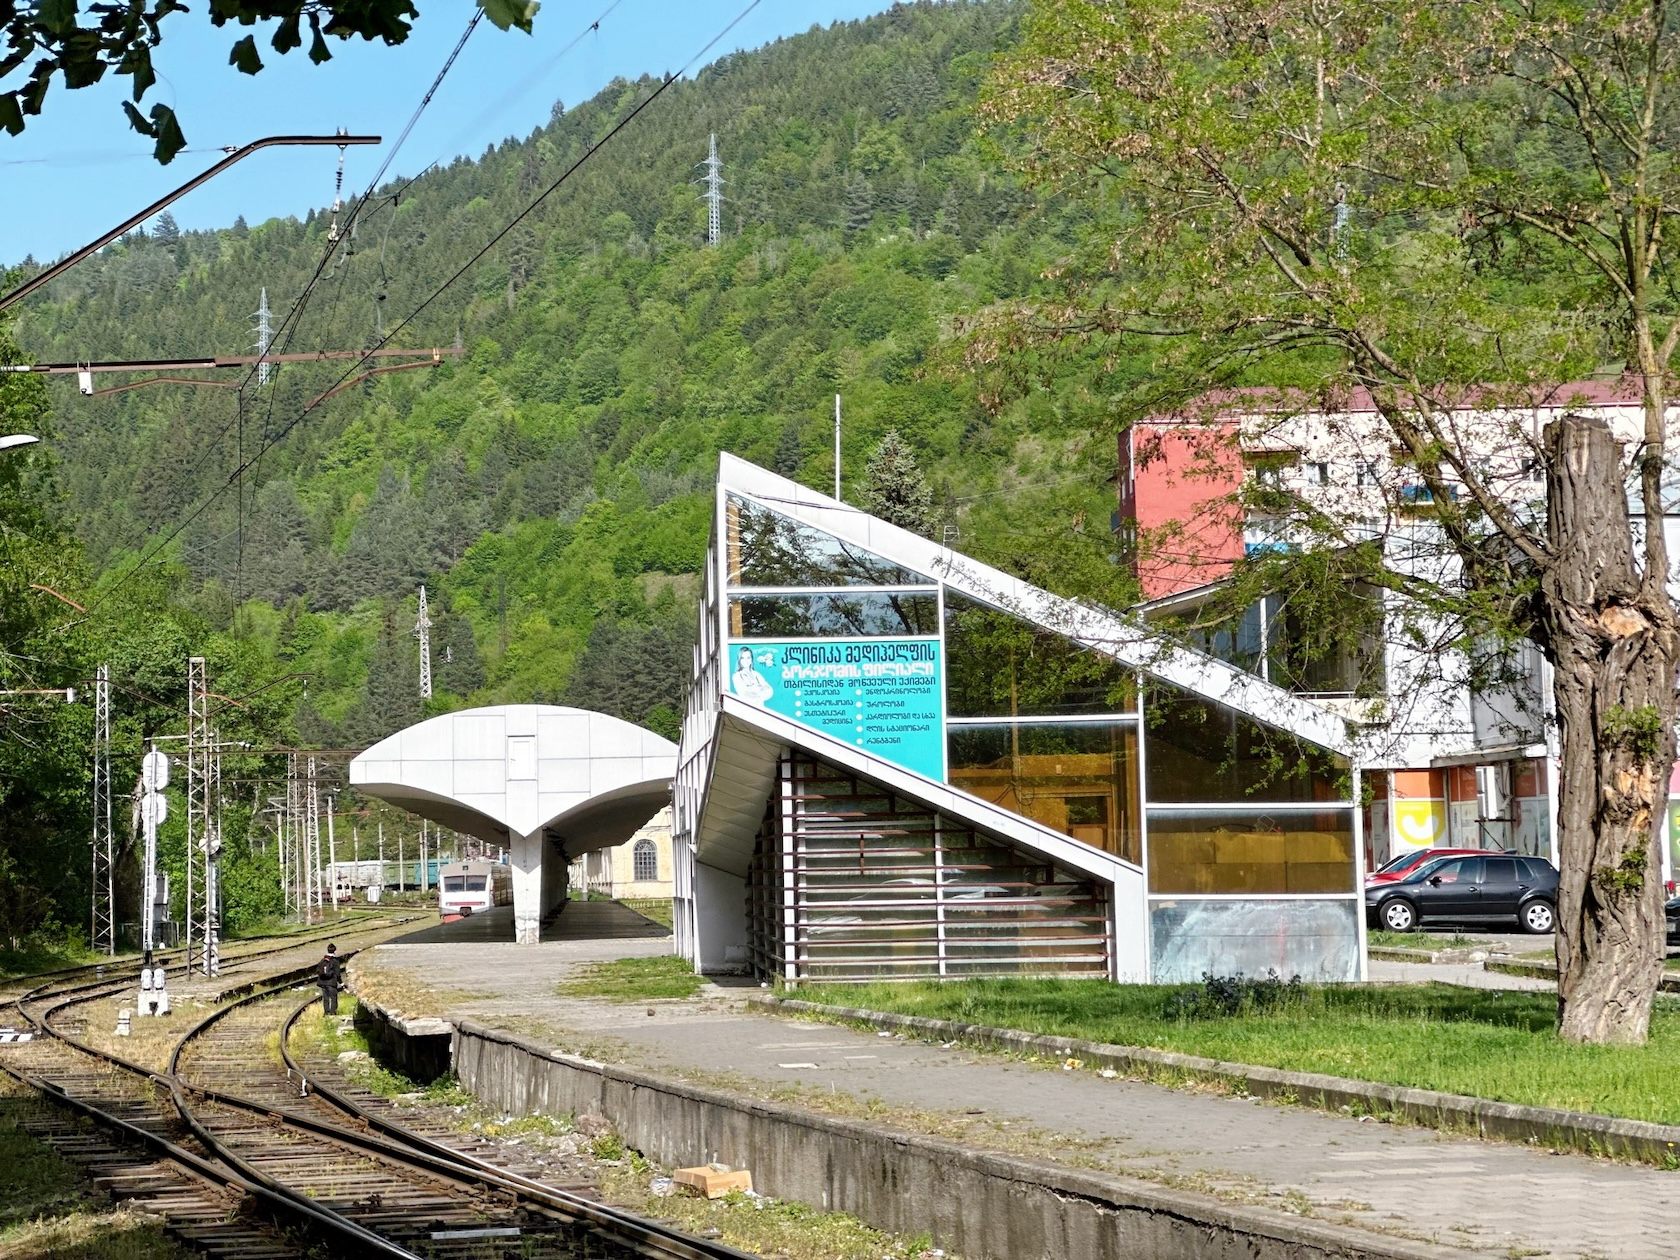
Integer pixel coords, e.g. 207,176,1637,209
389,899,670,945
352,924,1663,1260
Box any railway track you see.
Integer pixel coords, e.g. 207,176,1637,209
0,923,753,1259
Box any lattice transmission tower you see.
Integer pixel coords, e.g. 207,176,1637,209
700,133,724,246
306,756,322,920
284,754,299,917
90,665,115,956
253,287,272,386
415,584,433,700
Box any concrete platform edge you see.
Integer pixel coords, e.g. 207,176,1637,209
761,996,1680,1165
448,1016,1471,1260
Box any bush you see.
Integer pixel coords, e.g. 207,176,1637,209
1162,970,1305,1020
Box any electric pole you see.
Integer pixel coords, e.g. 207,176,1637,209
700,132,724,246
327,794,338,912
186,656,208,967
90,665,115,956
415,584,433,700
202,735,222,975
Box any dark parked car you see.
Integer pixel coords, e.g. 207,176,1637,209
1666,895,1680,946
1366,853,1558,934
1367,846,1498,885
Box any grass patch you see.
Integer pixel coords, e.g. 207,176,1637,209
793,977,1680,1125
619,898,674,929
346,960,478,1019
1365,930,1480,951
0,1089,193,1259
0,938,107,984
557,955,701,1002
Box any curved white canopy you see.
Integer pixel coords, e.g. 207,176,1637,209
349,704,675,855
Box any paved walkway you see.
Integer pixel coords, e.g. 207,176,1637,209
390,900,669,945
357,923,1670,1260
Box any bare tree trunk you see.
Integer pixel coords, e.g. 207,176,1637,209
1542,415,1679,1044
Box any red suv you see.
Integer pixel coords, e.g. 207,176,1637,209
1368,847,1499,885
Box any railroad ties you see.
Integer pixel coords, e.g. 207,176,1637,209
2,922,747,1260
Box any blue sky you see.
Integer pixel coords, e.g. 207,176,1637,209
0,2,898,266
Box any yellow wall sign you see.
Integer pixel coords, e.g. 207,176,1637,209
1393,799,1447,850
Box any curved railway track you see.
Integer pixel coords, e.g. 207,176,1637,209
1,924,751,1259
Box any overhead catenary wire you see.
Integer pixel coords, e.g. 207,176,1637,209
78,0,767,622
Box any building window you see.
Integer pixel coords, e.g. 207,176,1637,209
944,591,1137,717
1145,684,1351,804
633,839,658,882
726,494,932,587
947,721,1142,864
730,591,938,638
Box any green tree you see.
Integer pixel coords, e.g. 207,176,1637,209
858,428,937,537
988,0,1680,1042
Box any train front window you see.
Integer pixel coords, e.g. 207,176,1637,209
466,876,487,891
443,876,466,891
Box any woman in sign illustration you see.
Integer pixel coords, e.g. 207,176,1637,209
732,646,775,703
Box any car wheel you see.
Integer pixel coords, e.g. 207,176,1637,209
1522,899,1555,934
1380,899,1416,932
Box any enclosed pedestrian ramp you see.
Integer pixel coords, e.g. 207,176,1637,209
349,705,676,943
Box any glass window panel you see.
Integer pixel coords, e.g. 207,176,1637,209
731,592,939,637
1146,809,1355,894
944,591,1137,716
1149,898,1360,983
947,722,1141,864
1145,684,1349,803
727,494,932,587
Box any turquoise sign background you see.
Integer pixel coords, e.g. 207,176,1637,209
727,638,945,779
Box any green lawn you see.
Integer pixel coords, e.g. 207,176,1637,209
795,978,1680,1124
1365,930,1480,951
558,955,700,1002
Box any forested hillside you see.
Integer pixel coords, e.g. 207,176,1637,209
1,1,1132,948
11,0,1118,743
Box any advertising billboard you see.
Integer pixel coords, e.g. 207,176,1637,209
727,637,944,779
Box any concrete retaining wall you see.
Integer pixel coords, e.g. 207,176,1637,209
352,992,452,1082
451,1018,1463,1260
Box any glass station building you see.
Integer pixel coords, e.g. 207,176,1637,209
673,456,1367,985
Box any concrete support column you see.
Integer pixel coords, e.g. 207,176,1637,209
511,829,543,944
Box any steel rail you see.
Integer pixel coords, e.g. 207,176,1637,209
6,966,417,1258
1,919,434,1258
177,978,753,1260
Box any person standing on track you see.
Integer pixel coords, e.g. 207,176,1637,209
318,943,342,1015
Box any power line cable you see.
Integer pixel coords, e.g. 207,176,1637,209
80,0,766,618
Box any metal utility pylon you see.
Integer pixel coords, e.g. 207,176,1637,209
186,656,209,967
253,287,272,386
415,585,433,700
306,756,322,920
283,754,298,917
700,132,724,246
200,732,222,975
90,665,115,956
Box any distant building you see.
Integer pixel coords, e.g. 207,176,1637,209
572,808,674,900
1113,382,1680,880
